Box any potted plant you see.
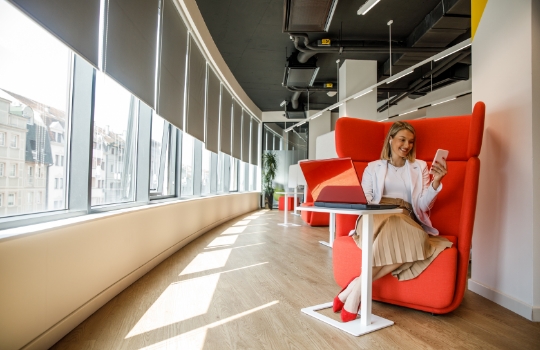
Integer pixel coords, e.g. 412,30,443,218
262,151,278,209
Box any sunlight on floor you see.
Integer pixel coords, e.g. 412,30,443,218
206,235,238,248
221,226,247,235
126,273,221,338
137,301,279,350
179,249,232,275
233,220,251,226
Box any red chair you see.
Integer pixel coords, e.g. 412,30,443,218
332,102,485,314
300,188,330,226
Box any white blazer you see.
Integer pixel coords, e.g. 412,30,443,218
361,159,442,235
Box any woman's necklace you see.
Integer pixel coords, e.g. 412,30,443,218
389,158,405,172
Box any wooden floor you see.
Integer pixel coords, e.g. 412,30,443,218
52,209,540,350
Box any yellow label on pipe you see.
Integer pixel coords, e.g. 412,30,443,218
321,39,331,45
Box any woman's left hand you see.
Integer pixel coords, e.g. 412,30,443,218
431,160,447,190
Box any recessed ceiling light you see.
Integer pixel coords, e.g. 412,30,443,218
434,43,471,62
327,91,337,97
431,97,456,106
386,70,413,84
398,109,418,116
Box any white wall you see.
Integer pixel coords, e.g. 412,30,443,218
0,193,260,350
469,0,540,321
316,131,337,160
308,110,331,160
338,60,378,120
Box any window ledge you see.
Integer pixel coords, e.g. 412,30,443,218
0,191,261,242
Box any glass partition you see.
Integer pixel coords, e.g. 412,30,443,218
262,122,308,208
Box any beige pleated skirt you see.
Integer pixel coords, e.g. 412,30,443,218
352,197,452,281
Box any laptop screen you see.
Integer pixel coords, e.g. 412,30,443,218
299,158,362,202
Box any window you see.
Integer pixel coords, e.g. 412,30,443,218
10,164,17,177
181,132,195,196
10,135,18,148
0,0,71,217
61,156,64,167
201,147,211,195
149,114,176,197
27,193,32,204
0,163,4,177
239,161,245,192
0,194,3,207
55,155,60,166
230,158,238,192
91,72,138,206
36,192,41,204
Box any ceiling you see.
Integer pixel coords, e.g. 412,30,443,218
194,0,471,112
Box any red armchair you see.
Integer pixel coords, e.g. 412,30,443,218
332,102,485,314
300,188,330,226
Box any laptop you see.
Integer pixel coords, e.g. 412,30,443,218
299,158,399,210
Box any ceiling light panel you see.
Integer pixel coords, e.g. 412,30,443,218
357,0,381,15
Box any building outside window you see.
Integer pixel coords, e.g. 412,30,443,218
10,134,18,148
201,147,211,195
10,164,17,177
230,158,238,192
0,0,70,217
0,163,4,177
181,132,195,196
91,72,138,206
149,114,176,198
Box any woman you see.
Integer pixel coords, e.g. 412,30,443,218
333,121,452,322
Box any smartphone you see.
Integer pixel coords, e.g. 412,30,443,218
430,149,449,174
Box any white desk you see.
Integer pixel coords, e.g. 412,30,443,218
298,206,403,336
275,191,301,227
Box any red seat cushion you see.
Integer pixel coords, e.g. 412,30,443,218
333,235,458,310
299,203,329,226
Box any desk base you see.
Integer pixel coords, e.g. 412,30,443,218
319,241,332,248
301,302,393,336
278,223,301,227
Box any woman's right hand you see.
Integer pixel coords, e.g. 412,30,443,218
431,160,447,190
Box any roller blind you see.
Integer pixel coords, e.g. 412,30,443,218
250,119,259,165
232,99,242,159
157,0,188,130
205,67,220,154
8,0,101,67
241,110,250,162
220,86,233,156
185,36,206,142
105,0,159,108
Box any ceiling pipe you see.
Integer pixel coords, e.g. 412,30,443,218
291,33,443,54
377,49,471,112
291,91,302,109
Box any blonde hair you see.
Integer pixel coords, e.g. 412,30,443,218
380,121,416,162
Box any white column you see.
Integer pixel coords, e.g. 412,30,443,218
338,60,378,120
470,0,540,321
307,110,331,160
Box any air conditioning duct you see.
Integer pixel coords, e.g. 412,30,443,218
283,52,319,88
283,0,339,33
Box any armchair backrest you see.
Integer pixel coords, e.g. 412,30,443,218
335,102,485,256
